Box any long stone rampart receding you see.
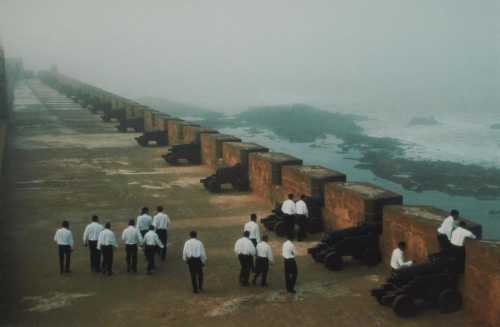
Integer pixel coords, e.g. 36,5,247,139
248,152,303,204
382,205,482,265
323,182,403,231
182,125,218,145
201,133,241,169
465,240,500,327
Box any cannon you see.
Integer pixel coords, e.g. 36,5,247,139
260,197,324,237
135,131,167,146
162,143,201,165
307,223,382,270
116,117,144,133
200,164,248,192
370,253,461,318
100,108,123,123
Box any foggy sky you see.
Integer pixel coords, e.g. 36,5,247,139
1,0,499,114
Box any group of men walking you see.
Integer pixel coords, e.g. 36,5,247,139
54,206,171,276
390,209,477,272
235,214,298,293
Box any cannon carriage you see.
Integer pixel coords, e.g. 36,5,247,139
260,197,324,237
371,253,462,318
135,130,167,146
200,164,249,192
162,143,201,165
117,116,144,132
307,223,382,270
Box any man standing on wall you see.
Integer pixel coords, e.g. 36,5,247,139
437,209,459,252
121,219,142,273
54,220,74,275
153,206,171,261
98,222,118,276
182,231,207,293
83,215,104,273
282,233,298,293
234,231,256,286
295,195,309,241
281,194,296,239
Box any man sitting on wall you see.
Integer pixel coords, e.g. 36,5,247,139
390,241,413,273
436,209,459,252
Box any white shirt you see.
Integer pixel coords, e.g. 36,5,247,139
182,238,207,263
437,216,456,240
97,229,118,249
390,248,413,270
282,240,296,259
143,230,164,247
244,221,261,242
83,222,104,243
54,228,74,248
234,237,256,256
121,226,143,245
153,212,171,230
295,200,309,216
450,227,476,247
281,200,296,215
137,214,153,231
256,241,274,263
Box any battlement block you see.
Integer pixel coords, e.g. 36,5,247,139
223,142,269,170
167,118,185,145
183,125,218,145
201,134,241,168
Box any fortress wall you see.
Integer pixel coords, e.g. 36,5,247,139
201,134,241,169
182,125,218,145
222,142,268,171
167,118,185,145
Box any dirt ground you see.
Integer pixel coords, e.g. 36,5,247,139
0,80,482,327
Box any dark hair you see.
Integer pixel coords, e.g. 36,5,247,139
149,225,154,230
92,215,99,222
459,221,466,228
141,207,149,214
157,206,163,212
62,220,69,228
450,209,460,218
250,213,257,221
128,219,135,226
105,222,111,229
301,194,306,200
287,232,294,241
243,231,250,237
190,230,197,238
262,235,268,242
398,241,406,249
288,193,294,199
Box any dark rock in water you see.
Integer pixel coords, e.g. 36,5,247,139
490,123,500,130
408,116,440,127
489,210,500,215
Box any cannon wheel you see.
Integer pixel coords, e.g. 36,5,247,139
438,289,462,314
380,293,396,306
361,248,382,267
275,221,287,237
393,295,417,318
324,252,343,271
207,179,221,193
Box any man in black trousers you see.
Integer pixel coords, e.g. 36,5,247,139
83,215,104,272
121,219,142,272
234,231,256,286
182,231,208,293
143,225,164,274
97,222,118,276
282,233,298,293
53,220,74,274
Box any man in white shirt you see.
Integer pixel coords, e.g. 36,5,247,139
54,220,74,274
122,219,143,273
252,235,274,286
450,221,477,273
83,215,104,273
281,193,297,239
282,233,298,293
234,231,256,286
244,214,261,247
97,222,118,276
182,231,207,293
390,241,413,271
143,225,164,274
437,209,459,252
137,207,153,237
153,206,171,261
295,195,309,241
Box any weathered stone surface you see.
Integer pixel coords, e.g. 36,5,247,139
143,110,155,132
201,133,241,169
281,165,346,201
182,125,218,145
323,182,403,231
0,120,7,174
223,142,268,170
153,113,169,131
465,240,500,327
167,118,185,145
382,205,482,265
125,105,145,120
248,152,303,204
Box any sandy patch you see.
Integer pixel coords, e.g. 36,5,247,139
209,194,264,208
140,177,202,190
22,292,95,313
15,133,137,150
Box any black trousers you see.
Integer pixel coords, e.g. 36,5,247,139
125,244,138,272
101,245,114,275
58,245,71,273
284,258,298,292
451,245,466,273
187,257,204,292
437,233,451,252
156,229,168,260
253,257,269,285
88,240,101,272
238,254,253,285
145,245,157,272
284,214,296,239
296,215,307,241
